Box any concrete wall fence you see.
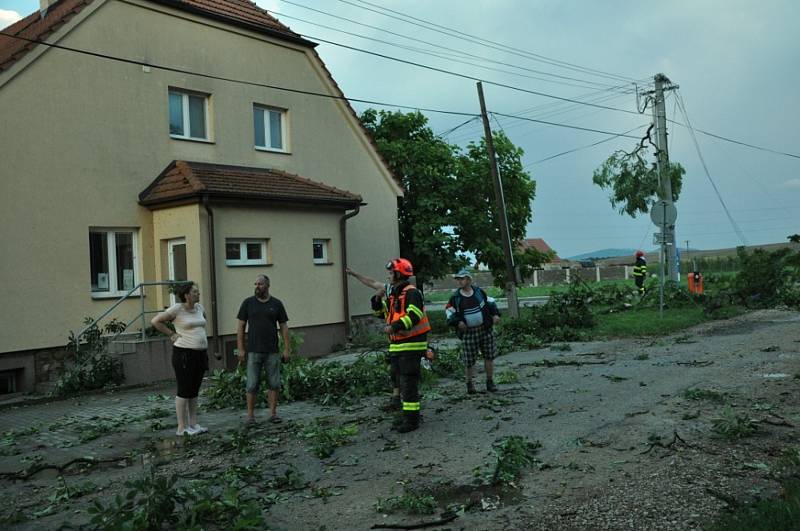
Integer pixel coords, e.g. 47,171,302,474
426,266,634,291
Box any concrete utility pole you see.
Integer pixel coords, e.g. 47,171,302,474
652,73,680,283
476,81,519,318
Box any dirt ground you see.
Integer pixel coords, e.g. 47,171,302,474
1,309,798,530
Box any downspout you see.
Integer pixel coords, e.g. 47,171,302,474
340,205,361,338
202,195,221,360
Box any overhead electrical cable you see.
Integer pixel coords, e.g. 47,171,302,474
1,31,644,143
339,0,640,83
0,31,476,117
436,116,481,138
489,112,642,137
448,89,638,143
526,124,649,166
302,33,643,116
670,122,800,160
273,1,628,90
675,91,749,245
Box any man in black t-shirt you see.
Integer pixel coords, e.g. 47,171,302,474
236,274,290,424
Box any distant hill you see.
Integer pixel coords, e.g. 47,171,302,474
567,248,637,261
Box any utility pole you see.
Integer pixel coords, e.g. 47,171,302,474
476,81,519,318
652,73,679,283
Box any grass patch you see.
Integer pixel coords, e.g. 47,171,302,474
375,490,437,515
492,436,541,486
711,406,758,440
683,388,726,402
298,420,359,459
593,306,709,338
424,280,633,303
706,478,800,531
494,370,519,384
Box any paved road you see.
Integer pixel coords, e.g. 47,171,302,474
426,295,549,311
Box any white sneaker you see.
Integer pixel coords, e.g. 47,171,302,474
189,424,208,434
176,428,191,436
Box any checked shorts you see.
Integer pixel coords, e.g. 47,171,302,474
460,326,497,367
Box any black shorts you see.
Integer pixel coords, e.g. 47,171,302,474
172,346,208,398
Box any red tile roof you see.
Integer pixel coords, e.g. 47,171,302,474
139,160,363,208
149,0,304,42
0,0,307,73
0,0,93,72
520,238,561,261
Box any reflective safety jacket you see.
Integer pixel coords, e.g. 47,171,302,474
386,282,430,353
633,257,647,280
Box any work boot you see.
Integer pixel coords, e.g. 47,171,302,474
486,380,498,393
382,395,401,411
395,412,419,433
466,381,477,395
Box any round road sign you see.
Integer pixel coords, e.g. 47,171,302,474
650,200,677,226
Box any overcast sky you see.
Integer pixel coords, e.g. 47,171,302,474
4,0,799,257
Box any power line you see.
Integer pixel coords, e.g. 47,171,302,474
340,0,640,84
448,89,637,143
436,116,481,138
273,1,628,91
489,112,643,138
675,90,748,246
0,31,476,117
2,32,652,146
304,33,644,116
526,124,649,166
690,126,800,160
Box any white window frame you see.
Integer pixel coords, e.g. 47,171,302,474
253,104,289,153
169,88,210,141
312,238,330,265
89,228,140,299
225,239,270,266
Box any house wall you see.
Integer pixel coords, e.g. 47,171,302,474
211,204,345,333
0,0,400,360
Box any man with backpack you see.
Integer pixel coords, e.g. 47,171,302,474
445,269,501,394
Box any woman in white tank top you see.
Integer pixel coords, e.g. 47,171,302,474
151,282,209,436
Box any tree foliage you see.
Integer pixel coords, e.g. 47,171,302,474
452,132,550,286
592,129,685,217
360,109,463,287
360,110,546,286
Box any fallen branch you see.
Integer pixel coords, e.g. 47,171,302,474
641,430,691,455
676,360,713,367
371,512,459,530
0,456,124,480
760,416,793,427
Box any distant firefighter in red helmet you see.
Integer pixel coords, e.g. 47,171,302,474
633,251,648,295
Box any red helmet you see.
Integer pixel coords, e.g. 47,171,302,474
635,250,645,258
386,258,414,277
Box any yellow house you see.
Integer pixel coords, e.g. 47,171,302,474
0,0,402,392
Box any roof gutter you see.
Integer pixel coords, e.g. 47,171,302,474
340,205,361,338
202,195,221,361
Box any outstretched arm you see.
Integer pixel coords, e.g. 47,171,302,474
346,267,384,292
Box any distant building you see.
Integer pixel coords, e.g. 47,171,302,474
519,238,563,269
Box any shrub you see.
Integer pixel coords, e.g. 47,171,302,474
733,247,800,308
492,436,541,485
54,318,125,396
711,406,758,440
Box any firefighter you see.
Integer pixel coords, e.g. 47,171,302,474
381,258,430,433
633,250,647,295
